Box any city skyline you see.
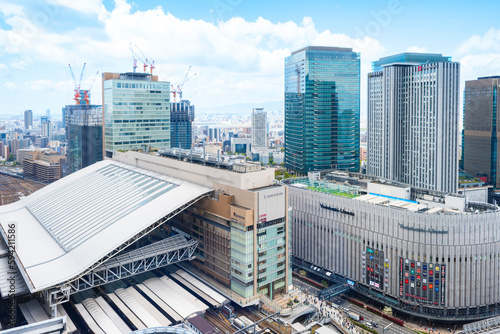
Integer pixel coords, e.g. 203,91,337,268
0,0,499,119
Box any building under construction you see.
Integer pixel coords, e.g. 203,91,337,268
170,99,195,149
65,103,103,174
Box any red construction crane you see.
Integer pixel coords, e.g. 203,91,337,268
129,44,148,73
68,63,86,104
135,44,155,74
171,84,180,103
149,60,155,75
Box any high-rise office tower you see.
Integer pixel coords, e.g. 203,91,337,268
24,110,33,130
367,53,460,193
41,120,53,141
102,72,170,157
64,104,103,174
251,107,267,148
170,99,194,149
285,46,360,174
463,76,500,188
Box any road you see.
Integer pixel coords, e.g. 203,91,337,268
292,278,417,334
292,277,321,295
331,298,415,334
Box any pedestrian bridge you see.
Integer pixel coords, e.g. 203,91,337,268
282,304,317,324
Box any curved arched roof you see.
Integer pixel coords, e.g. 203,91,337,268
0,160,212,293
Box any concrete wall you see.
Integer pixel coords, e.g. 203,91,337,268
113,151,274,190
367,183,411,200
462,187,489,203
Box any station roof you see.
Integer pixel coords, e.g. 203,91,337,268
0,160,212,293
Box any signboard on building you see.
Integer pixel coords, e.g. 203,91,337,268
258,187,286,222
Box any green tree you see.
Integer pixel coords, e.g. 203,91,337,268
8,153,14,162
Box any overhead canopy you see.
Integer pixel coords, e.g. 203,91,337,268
0,160,212,293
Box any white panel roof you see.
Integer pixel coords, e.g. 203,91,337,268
0,160,212,293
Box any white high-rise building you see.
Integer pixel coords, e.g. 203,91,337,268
367,53,460,193
41,120,53,141
251,108,267,148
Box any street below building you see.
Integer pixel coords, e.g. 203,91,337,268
292,277,322,295
332,298,414,334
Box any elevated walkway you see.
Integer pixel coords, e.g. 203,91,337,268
319,284,349,300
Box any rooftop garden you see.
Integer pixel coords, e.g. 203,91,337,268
459,175,482,184
306,185,359,198
287,178,360,198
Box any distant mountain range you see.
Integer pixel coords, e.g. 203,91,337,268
196,101,283,115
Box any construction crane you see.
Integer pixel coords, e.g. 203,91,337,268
129,44,147,73
68,63,86,104
129,46,138,73
83,71,99,105
134,44,155,75
177,66,196,100
129,44,155,74
171,84,180,103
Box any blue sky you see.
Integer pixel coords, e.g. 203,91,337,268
0,0,499,119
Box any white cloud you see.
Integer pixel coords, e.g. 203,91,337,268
0,1,387,116
457,28,500,55
456,29,500,83
0,63,7,72
460,54,500,80
0,1,23,16
406,46,427,53
46,0,109,21
3,82,16,89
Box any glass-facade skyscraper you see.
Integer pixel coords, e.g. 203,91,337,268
285,46,360,174
65,104,103,174
464,76,500,188
170,99,194,149
103,72,170,157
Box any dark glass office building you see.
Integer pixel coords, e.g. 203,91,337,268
285,46,360,174
170,100,195,149
65,104,103,174
464,76,500,188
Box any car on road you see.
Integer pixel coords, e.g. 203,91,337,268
372,322,379,328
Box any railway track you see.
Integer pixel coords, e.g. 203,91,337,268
0,174,45,205
237,307,290,334
205,310,235,334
